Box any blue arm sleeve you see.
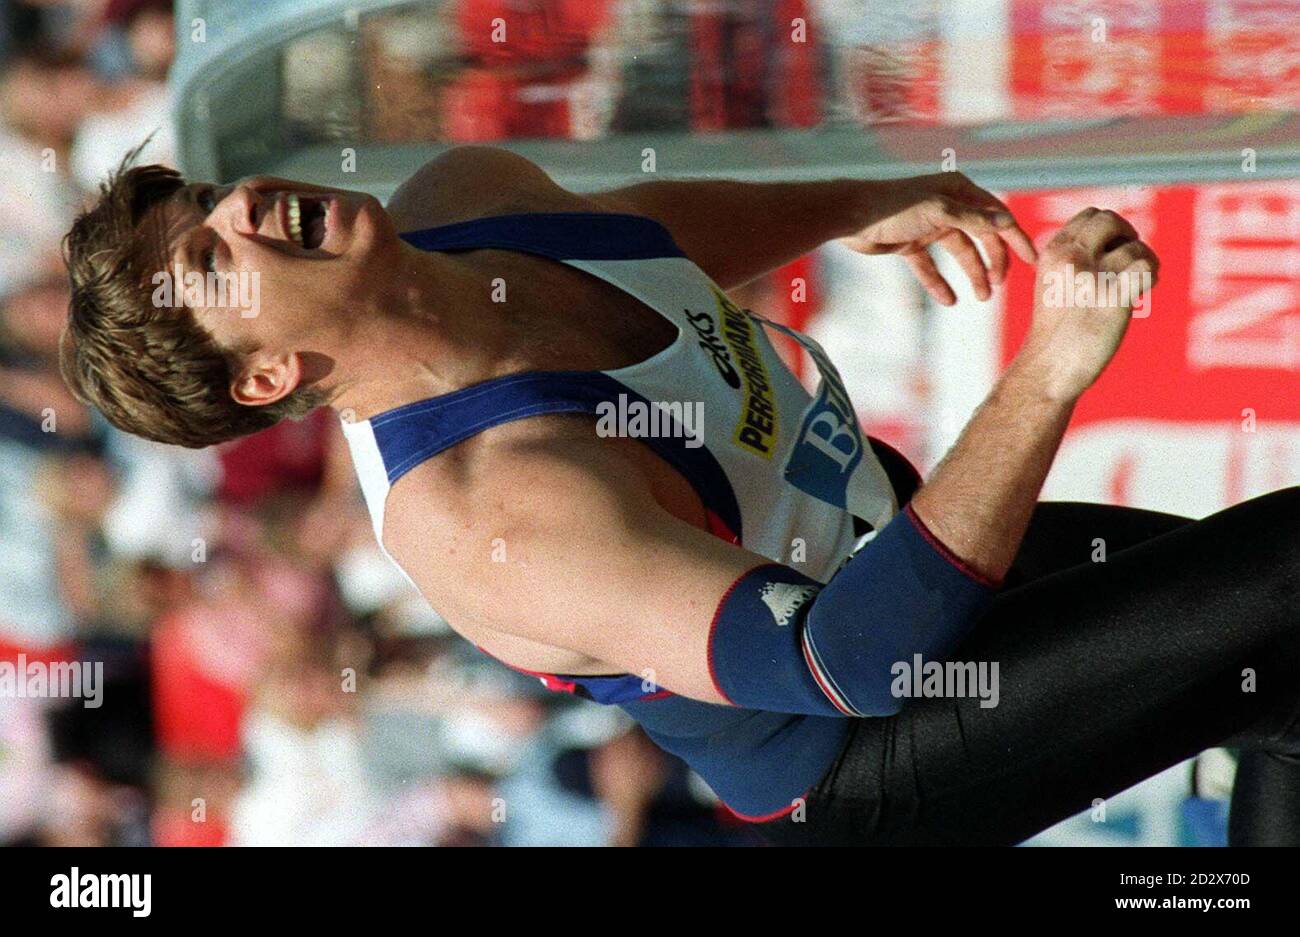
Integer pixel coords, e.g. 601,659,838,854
707,504,999,717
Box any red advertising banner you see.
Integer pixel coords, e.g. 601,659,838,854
1009,0,1300,118
1000,181,1298,509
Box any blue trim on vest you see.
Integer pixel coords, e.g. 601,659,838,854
399,212,686,261
368,370,743,542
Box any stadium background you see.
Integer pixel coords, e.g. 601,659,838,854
0,0,1295,846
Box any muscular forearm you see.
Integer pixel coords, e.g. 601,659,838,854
909,350,1077,585
908,206,1159,587
596,178,870,289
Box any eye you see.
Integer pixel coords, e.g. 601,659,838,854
197,187,218,213
202,247,218,274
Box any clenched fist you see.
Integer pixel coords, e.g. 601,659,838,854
1019,208,1159,401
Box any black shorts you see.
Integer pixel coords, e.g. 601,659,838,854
754,490,1300,846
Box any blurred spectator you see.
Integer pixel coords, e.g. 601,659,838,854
0,133,77,300
0,50,107,154
110,0,174,80
0,0,833,850
69,74,172,192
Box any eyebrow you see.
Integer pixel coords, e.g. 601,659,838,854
163,186,204,273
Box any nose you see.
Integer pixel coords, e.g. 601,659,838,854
212,184,260,237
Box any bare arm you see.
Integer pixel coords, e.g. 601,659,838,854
909,354,1076,584
385,430,754,704
910,208,1159,582
592,177,871,289
594,171,1037,296
385,147,1036,299
390,147,871,281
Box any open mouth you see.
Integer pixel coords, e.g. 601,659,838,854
285,193,328,250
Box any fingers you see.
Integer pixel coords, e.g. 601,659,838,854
934,184,1012,284
935,230,991,301
1045,206,1159,294
940,180,1039,265
1054,207,1140,255
934,196,1038,267
876,177,1041,303
1102,239,1160,298
903,250,957,306
977,229,1010,286
993,216,1039,265
909,197,1028,303
1102,239,1157,275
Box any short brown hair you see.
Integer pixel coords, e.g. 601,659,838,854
61,157,324,449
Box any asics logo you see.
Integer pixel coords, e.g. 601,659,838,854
684,309,741,388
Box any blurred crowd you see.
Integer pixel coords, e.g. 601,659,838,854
3,0,1286,849
0,0,796,848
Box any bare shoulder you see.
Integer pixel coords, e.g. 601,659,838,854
378,415,754,700
386,146,596,233
380,416,653,623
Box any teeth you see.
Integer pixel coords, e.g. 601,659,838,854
287,193,303,246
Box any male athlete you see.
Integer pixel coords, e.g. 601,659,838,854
62,146,1300,845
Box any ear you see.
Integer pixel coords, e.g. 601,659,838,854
229,350,303,407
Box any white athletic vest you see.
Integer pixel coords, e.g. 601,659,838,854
341,211,900,598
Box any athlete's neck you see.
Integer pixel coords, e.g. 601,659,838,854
326,242,511,421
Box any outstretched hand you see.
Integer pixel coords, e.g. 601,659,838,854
840,172,1038,305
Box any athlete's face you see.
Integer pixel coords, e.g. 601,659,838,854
147,175,402,402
